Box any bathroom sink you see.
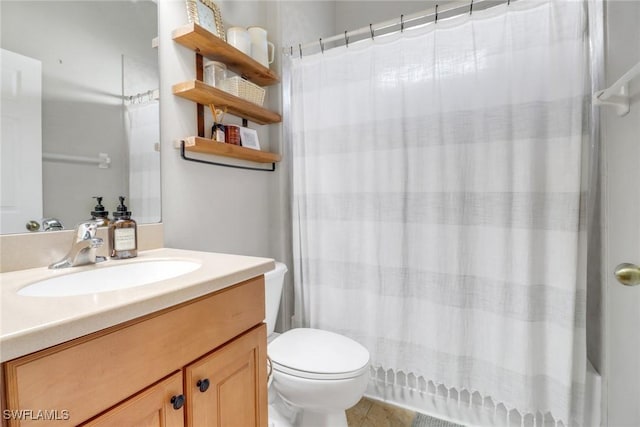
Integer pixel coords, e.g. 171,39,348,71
18,260,201,297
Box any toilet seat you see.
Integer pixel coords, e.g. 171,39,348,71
272,360,369,380
268,328,370,381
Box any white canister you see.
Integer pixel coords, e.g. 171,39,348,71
226,27,251,56
247,26,275,68
204,61,227,87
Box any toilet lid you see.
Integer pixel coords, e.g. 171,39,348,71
268,328,370,379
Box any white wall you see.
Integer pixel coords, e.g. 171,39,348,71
159,0,274,258
1,1,157,228
158,1,334,334
334,0,503,41
335,0,428,32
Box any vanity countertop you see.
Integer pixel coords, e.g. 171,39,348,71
0,248,274,362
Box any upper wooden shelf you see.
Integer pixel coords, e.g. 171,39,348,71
173,79,282,125
180,136,281,164
173,23,280,87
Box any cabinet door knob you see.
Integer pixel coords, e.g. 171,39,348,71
170,394,185,410
197,378,210,392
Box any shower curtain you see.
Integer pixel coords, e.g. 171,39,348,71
125,101,161,224
288,1,594,425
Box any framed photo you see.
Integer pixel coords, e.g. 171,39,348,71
239,127,260,150
186,0,226,41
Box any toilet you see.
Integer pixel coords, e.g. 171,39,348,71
264,262,370,427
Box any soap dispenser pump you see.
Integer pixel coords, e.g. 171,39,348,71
109,196,137,259
90,196,110,227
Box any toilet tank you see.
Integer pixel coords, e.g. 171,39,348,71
264,262,288,336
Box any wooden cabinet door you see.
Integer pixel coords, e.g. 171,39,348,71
80,371,185,427
184,324,267,427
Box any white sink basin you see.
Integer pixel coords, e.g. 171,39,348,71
18,260,201,297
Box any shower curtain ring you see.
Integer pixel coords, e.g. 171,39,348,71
470,0,473,14
298,44,302,58
435,5,439,23
400,14,405,32
319,38,324,54
370,23,375,39
344,30,349,48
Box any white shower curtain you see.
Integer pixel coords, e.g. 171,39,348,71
289,1,592,425
125,101,161,224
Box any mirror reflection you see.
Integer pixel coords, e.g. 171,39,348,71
0,1,160,235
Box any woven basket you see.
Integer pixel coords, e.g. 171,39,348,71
220,76,265,106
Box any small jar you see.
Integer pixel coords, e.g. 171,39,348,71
204,61,227,87
225,125,241,145
212,123,225,142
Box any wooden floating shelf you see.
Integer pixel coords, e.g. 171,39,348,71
173,23,280,87
173,80,282,125
180,136,281,164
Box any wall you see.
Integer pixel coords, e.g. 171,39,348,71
158,0,334,331
602,1,640,425
333,1,505,41
335,0,430,32
1,1,158,228
159,0,274,258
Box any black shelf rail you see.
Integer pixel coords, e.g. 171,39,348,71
180,141,276,172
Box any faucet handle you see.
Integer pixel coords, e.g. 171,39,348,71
42,218,64,231
75,221,99,242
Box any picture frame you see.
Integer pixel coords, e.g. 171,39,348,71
185,0,226,42
239,127,260,150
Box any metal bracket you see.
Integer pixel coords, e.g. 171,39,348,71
180,141,276,172
593,83,630,117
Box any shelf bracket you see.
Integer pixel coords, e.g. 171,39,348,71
593,83,630,117
180,141,276,172
196,53,205,136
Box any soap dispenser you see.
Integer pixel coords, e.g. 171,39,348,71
90,196,110,227
109,196,137,259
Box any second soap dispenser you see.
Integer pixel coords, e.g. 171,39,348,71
90,196,110,227
109,196,137,259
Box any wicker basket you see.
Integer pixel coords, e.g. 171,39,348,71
220,76,265,106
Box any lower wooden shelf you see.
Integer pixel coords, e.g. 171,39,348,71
179,136,281,164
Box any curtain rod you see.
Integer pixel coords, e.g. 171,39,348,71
43,152,111,169
124,88,160,104
286,0,517,57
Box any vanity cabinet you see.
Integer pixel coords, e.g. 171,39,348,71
81,371,185,427
2,277,267,427
184,326,267,427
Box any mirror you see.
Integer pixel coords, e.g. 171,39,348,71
0,1,160,234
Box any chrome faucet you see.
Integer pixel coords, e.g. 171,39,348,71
49,221,106,269
42,218,64,231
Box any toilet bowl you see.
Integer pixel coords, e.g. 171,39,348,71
265,263,370,427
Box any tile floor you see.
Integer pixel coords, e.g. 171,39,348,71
346,397,417,427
